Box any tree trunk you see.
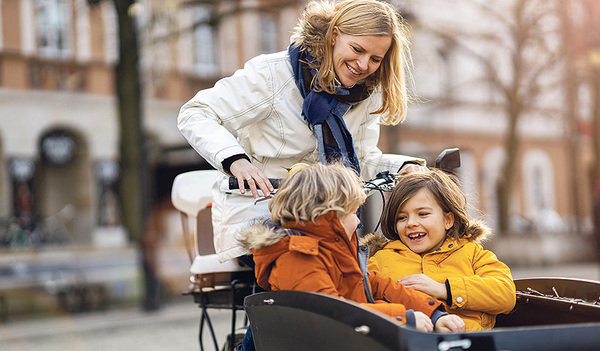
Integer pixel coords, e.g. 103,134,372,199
498,103,521,234
114,0,147,242
558,0,583,233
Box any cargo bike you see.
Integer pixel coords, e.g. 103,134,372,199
171,148,600,351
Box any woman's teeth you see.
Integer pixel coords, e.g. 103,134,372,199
346,63,359,75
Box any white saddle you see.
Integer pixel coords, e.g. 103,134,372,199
171,170,251,276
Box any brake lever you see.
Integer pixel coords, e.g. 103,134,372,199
253,192,276,205
364,172,400,193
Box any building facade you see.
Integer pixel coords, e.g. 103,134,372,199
0,0,595,261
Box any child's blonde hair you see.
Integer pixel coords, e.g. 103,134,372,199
269,162,366,226
381,169,490,242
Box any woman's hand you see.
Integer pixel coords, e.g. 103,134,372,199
398,274,447,300
413,311,433,332
230,158,274,199
434,314,465,333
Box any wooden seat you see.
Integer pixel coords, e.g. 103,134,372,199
496,277,600,327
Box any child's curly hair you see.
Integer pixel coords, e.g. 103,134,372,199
269,162,366,226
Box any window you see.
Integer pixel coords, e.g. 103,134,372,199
35,0,71,57
523,149,560,232
261,15,278,54
193,6,217,75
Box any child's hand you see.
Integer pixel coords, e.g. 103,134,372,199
434,314,465,333
398,274,446,300
413,311,433,332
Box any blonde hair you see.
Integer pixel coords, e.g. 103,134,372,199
380,169,491,243
269,163,366,226
292,0,414,125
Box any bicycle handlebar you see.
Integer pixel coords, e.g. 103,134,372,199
227,173,397,192
227,148,461,191
228,177,282,190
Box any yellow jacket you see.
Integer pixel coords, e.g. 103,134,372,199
368,237,516,331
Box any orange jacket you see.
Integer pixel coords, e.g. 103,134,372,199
240,212,444,325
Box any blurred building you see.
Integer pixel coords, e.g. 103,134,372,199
392,0,595,237
386,0,597,263
0,0,306,247
0,0,596,273
0,0,307,315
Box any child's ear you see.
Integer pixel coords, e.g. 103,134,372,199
444,212,454,230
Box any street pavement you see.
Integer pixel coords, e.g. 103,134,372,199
0,295,240,351
1,262,599,351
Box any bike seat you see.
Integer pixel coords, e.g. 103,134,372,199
190,254,249,275
171,169,251,275
171,170,219,218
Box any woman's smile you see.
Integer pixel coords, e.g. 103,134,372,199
331,29,391,87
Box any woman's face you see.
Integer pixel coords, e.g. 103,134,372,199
331,29,392,87
395,188,454,254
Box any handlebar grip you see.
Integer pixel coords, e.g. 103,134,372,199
228,177,282,190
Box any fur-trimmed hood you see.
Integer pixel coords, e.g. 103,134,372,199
359,221,493,258
359,232,389,258
239,212,352,254
238,221,290,253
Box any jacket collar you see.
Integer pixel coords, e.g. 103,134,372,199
252,211,357,290
286,211,352,244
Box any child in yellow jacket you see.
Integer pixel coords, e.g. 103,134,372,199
368,169,516,331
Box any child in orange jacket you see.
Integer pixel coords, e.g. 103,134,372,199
239,163,464,333
368,169,516,331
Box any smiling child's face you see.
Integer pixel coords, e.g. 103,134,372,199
395,188,454,254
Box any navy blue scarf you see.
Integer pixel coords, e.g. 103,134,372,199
289,44,371,174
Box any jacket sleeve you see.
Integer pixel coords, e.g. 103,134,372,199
369,271,442,318
446,245,516,314
271,252,416,325
354,97,425,180
177,54,275,173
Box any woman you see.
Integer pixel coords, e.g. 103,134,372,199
178,0,424,263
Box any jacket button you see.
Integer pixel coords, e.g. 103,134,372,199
396,316,403,322
456,296,463,303
448,244,453,248
428,300,435,305
292,244,297,248
335,238,340,242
